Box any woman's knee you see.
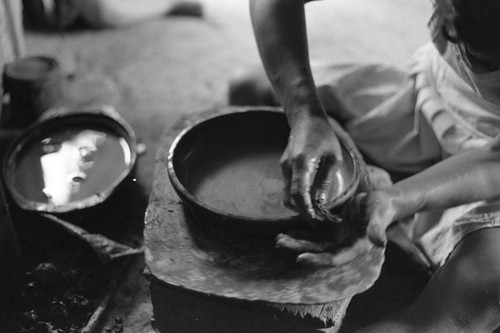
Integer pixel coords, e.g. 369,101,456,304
228,66,278,106
426,229,500,331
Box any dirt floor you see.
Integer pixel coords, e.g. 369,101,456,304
20,0,434,332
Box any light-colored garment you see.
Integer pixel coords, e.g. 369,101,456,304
311,3,500,270
0,0,24,61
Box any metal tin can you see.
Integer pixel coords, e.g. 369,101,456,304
2,55,62,128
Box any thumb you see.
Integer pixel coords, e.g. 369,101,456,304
366,220,387,247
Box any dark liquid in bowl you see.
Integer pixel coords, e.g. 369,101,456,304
12,127,131,206
183,142,352,220
187,145,295,219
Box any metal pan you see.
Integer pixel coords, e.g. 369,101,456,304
168,109,360,234
2,105,137,213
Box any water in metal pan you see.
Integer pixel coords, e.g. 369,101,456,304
12,126,131,206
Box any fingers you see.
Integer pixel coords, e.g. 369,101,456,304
296,237,373,266
312,154,337,205
314,203,343,223
285,155,319,220
364,193,392,247
276,232,337,253
280,156,293,209
341,192,388,247
366,222,388,247
281,154,342,222
280,114,345,221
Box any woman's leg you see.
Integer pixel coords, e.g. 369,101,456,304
356,228,500,333
81,0,202,29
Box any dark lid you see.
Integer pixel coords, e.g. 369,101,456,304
3,56,59,82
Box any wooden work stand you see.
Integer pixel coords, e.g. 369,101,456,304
144,107,357,333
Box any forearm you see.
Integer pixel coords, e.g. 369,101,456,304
386,145,500,220
250,0,325,125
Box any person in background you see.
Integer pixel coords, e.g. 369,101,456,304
22,0,203,30
230,0,500,331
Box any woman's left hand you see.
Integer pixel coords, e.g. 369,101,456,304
276,190,396,266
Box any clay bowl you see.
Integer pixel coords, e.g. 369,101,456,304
2,105,137,213
168,109,360,235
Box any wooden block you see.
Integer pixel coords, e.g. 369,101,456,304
144,107,364,332
149,278,349,333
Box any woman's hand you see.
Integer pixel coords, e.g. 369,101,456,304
281,112,343,222
346,191,396,247
250,0,344,221
276,190,396,266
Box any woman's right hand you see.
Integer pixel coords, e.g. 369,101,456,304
281,111,344,222
250,0,344,221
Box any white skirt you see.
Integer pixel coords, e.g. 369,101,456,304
312,43,500,270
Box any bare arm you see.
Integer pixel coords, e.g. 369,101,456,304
392,140,500,218
250,0,343,221
250,0,321,118
366,137,500,244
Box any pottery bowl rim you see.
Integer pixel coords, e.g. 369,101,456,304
167,109,361,230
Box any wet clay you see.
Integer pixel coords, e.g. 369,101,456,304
187,145,294,219
183,143,352,220
12,126,131,206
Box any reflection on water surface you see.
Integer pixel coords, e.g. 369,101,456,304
13,127,131,206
